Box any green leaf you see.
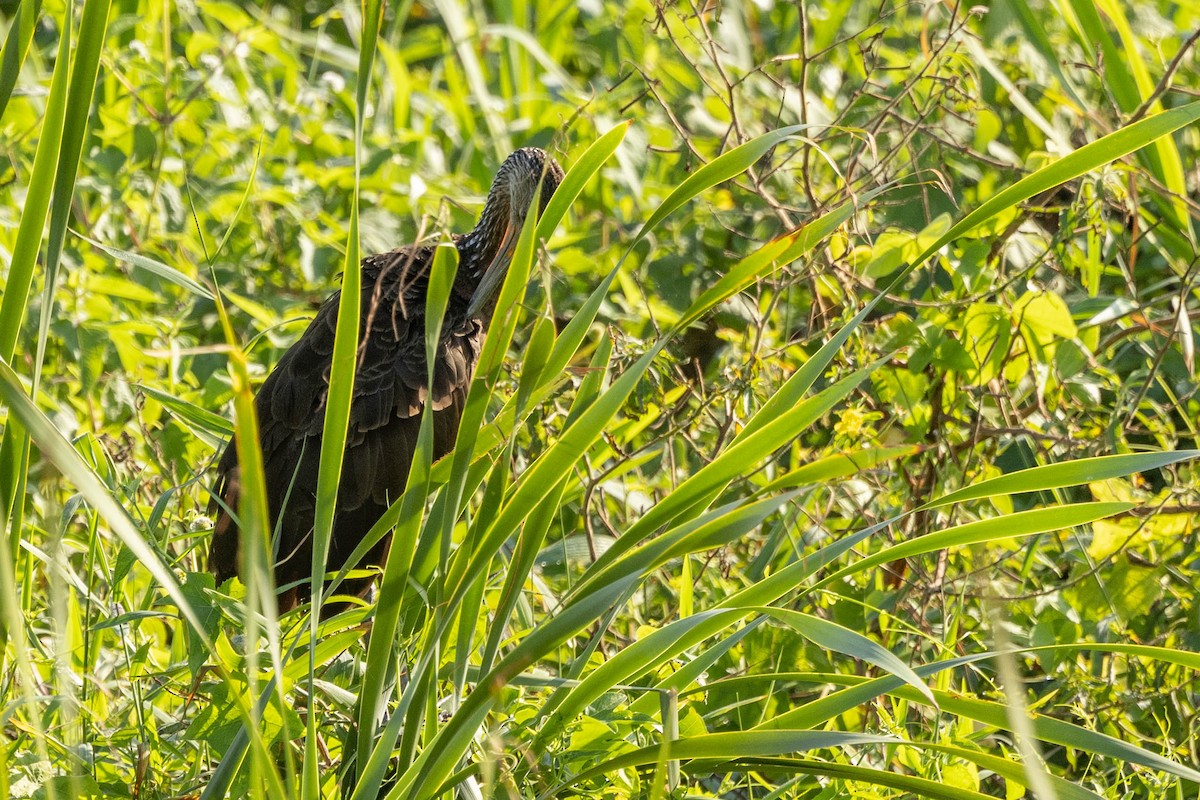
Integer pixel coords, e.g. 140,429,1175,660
0,360,217,660
577,365,878,592
74,232,214,300
137,384,234,439
923,453,1198,510
536,120,629,242
813,502,1132,591
904,102,1200,276
539,730,899,797
312,1,385,795
674,190,878,334
0,0,42,121
764,608,935,706
634,124,807,244
536,607,749,747
0,7,71,361
393,575,642,800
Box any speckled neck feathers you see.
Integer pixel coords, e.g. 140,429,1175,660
453,147,564,311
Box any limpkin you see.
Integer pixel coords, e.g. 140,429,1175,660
208,147,564,611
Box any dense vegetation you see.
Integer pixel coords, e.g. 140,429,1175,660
2,0,1199,797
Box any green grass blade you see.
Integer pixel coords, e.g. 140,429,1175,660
756,446,918,495
352,241,458,779
695,753,1090,800
425,183,547,611
539,731,898,797
311,0,384,794
632,125,806,246
916,744,1103,800
942,688,1200,783
477,474,568,674
1069,0,1192,248
764,609,935,706
136,383,234,446
0,0,71,672
443,343,663,613
921,452,1198,510
393,575,642,800
213,313,293,795
903,102,1200,276
573,491,801,605
812,502,1132,592
0,7,70,360
73,231,214,300
674,190,881,334
535,608,748,747
431,0,510,158
535,120,629,242
0,0,42,121
358,206,545,780
997,0,1085,109
754,644,1200,788
0,359,214,649
576,365,877,591
738,305,878,443
421,126,625,572
715,521,883,611
33,0,113,390
626,621,761,718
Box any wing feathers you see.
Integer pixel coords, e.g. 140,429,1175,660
208,243,483,603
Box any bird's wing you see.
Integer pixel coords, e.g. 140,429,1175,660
207,246,482,583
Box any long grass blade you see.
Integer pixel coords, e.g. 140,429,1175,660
922,452,1198,510
0,0,72,671
538,731,898,798
311,0,385,795
0,0,42,121
810,502,1132,592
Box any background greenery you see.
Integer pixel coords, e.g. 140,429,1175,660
2,0,1199,797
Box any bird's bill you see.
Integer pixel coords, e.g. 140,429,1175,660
467,219,519,317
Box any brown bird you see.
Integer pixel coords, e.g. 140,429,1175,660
208,147,564,611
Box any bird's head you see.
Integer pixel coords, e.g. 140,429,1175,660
465,147,564,317
502,146,564,222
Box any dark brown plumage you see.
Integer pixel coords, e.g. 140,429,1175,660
208,147,564,611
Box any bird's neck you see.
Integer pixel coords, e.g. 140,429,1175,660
454,190,513,307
